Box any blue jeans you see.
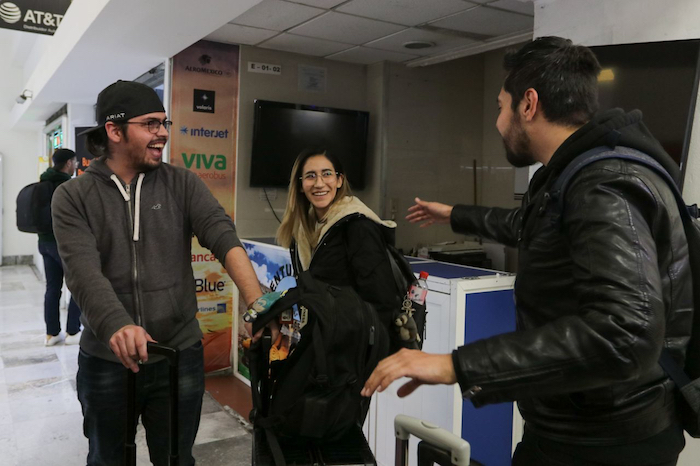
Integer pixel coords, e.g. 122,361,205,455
77,341,205,466
38,241,81,336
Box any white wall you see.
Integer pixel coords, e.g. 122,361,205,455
535,0,700,462
382,56,486,252
0,38,43,263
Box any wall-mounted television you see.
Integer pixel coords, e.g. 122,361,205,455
250,100,370,189
590,39,700,181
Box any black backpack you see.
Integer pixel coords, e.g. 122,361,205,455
16,180,55,234
549,145,700,437
249,271,390,461
386,243,427,349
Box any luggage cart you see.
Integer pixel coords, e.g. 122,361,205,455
394,414,484,466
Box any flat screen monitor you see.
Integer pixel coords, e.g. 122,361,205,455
590,39,700,178
250,100,369,189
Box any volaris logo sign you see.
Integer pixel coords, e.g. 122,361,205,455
0,3,21,23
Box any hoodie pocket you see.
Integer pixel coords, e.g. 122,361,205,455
140,286,185,342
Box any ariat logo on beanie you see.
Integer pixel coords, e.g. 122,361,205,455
78,81,165,136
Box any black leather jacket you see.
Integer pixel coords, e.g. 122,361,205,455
450,109,692,445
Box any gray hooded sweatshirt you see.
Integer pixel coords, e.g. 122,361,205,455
52,156,242,362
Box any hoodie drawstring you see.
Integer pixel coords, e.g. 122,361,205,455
133,173,145,242
110,173,145,242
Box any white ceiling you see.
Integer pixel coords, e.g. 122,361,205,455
205,0,534,66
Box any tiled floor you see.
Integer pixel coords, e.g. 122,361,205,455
0,265,252,465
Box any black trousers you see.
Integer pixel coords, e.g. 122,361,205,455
512,424,684,466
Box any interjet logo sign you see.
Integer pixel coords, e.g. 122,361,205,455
180,126,230,139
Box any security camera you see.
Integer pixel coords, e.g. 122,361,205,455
16,89,32,104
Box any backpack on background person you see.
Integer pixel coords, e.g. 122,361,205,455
16,180,55,234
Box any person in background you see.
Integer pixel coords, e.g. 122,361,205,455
362,36,691,466
52,80,262,465
39,148,82,346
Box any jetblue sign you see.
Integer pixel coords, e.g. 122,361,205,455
0,0,71,35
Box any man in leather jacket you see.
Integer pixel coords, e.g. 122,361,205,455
362,37,691,465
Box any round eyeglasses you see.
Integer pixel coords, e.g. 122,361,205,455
122,119,173,134
300,169,339,183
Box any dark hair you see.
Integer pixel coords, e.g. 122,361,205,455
503,36,602,126
52,148,76,171
85,122,129,157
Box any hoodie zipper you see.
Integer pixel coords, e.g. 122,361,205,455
125,184,143,327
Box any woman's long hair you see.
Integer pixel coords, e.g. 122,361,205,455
276,147,352,248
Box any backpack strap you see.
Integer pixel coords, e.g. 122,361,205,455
551,146,690,222
550,145,698,392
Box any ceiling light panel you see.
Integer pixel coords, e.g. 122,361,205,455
259,33,353,56
337,0,478,27
326,46,419,65
231,0,324,31
206,23,278,46
289,11,404,45
488,0,535,15
293,0,347,8
430,5,532,37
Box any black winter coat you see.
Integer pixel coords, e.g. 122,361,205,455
290,214,404,352
450,109,692,446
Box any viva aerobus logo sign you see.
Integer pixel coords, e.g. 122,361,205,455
0,0,71,35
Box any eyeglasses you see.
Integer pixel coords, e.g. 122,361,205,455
300,169,338,182
122,119,173,134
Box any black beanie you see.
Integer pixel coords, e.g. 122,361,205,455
52,148,76,165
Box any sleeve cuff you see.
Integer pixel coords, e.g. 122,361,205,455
213,230,244,266
452,347,470,393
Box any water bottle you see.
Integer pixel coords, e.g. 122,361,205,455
408,271,429,306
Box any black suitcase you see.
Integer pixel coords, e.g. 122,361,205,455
125,342,180,466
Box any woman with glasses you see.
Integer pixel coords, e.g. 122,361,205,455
277,147,404,354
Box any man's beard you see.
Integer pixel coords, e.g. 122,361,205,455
503,114,536,168
128,152,161,172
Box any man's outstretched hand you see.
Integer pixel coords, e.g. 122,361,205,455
406,198,454,228
361,349,457,398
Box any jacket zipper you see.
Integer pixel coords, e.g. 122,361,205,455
307,213,362,267
125,184,143,326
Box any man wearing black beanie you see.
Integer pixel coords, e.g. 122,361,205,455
52,80,263,465
39,148,82,346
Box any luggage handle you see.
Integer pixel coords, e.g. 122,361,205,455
147,342,179,367
125,342,180,466
394,415,470,466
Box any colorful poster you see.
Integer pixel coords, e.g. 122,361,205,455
238,240,296,380
170,40,239,373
